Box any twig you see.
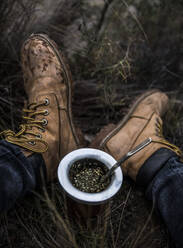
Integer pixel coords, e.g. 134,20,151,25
114,186,132,247
95,0,114,38
120,0,149,42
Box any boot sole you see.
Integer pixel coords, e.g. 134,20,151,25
99,89,162,149
23,33,80,146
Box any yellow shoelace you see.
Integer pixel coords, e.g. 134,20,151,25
155,117,182,157
0,99,49,149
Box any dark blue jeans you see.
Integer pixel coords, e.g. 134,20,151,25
146,156,183,248
0,140,183,247
0,140,45,211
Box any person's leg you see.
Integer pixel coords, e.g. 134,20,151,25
146,155,183,248
0,140,45,211
0,33,82,211
91,90,183,247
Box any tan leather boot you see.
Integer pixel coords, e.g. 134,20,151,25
91,90,182,186
1,34,80,181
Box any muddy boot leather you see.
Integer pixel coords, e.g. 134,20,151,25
1,34,80,181
91,90,182,186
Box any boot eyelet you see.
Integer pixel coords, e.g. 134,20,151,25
28,141,36,145
42,118,48,126
44,98,50,106
44,109,49,116
36,134,42,139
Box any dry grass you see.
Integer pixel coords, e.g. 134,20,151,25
0,0,183,247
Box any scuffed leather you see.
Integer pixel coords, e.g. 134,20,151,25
97,91,178,181
20,34,79,180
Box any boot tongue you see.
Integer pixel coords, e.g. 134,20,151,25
26,76,68,111
25,76,63,103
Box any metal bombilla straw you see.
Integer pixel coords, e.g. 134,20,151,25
100,137,152,183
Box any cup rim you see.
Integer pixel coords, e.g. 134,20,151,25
57,148,123,205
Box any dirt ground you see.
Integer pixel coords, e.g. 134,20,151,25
1,0,183,247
